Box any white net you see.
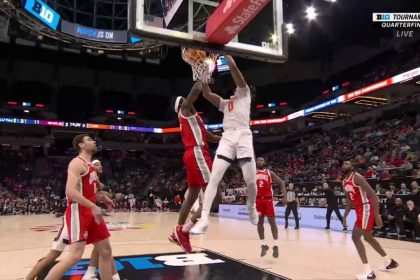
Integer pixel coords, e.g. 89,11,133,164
181,47,218,84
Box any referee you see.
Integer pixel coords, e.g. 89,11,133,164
323,182,346,231
285,183,300,229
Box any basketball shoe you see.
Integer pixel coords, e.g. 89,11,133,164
356,271,376,280
174,225,192,253
190,218,209,235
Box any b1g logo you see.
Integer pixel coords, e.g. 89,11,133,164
376,14,391,21
24,0,60,30
64,252,224,276
32,0,54,23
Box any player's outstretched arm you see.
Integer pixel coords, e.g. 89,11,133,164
354,173,383,227
225,55,247,89
183,80,202,109
270,171,287,204
206,130,221,143
66,159,97,209
343,193,353,227
202,83,223,109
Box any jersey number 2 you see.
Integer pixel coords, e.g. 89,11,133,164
228,101,234,111
258,181,264,188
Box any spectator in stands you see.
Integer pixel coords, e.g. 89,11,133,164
365,166,378,179
375,184,386,195
155,197,162,211
398,183,411,195
387,198,406,236
403,200,420,240
174,194,182,210
389,183,397,194
410,181,420,207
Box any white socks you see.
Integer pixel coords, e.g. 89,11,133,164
83,266,96,277
261,239,267,247
83,266,120,280
182,220,194,233
271,239,278,247
364,264,372,273
383,255,392,264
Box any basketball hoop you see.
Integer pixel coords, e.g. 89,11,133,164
181,47,218,84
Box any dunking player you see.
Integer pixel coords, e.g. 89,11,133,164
45,135,114,280
26,159,119,280
192,55,259,234
256,157,286,258
169,80,220,252
342,161,398,280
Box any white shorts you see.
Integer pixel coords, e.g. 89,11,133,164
216,128,254,160
51,220,69,252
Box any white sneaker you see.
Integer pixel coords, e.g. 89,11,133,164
356,271,376,280
190,219,209,235
248,204,259,225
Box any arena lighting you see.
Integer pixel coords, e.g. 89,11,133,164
117,117,122,120
285,23,295,34
271,34,278,43
305,6,317,21
256,104,264,108
105,110,113,113
7,101,17,105
22,102,31,107
1,66,419,133
342,81,350,87
35,104,45,108
279,102,288,106
127,112,136,115
268,103,276,107
322,89,330,95
272,111,276,114
24,110,29,113
117,110,125,115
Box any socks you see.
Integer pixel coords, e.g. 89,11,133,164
83,266,96,278
383,255,392,264
200,209,210,222
112,273,120,280
364,264,372,273
182,220,194,233
271,239,278,248
261,239,267,247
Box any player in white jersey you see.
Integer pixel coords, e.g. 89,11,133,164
191,55,258,234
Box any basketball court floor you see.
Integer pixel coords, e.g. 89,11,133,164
1,212,419,279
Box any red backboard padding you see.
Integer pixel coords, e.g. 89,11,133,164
206,0,271,45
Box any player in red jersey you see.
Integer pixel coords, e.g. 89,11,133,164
26,158,119,280
255,157,286,258
169,81,220,253
342,161,398,280
45,134,114,280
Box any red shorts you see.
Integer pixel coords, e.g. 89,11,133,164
184,147,213,187
65,203,110,245
354,202,375,231
256,197,275,217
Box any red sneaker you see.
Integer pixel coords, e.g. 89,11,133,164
174,225,192,253
168,229,180,245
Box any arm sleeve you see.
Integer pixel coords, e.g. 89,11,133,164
219,99,229,112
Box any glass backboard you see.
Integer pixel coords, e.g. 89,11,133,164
129,0,287,63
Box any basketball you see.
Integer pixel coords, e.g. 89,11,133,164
115,193,125,202
184,48,206,62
